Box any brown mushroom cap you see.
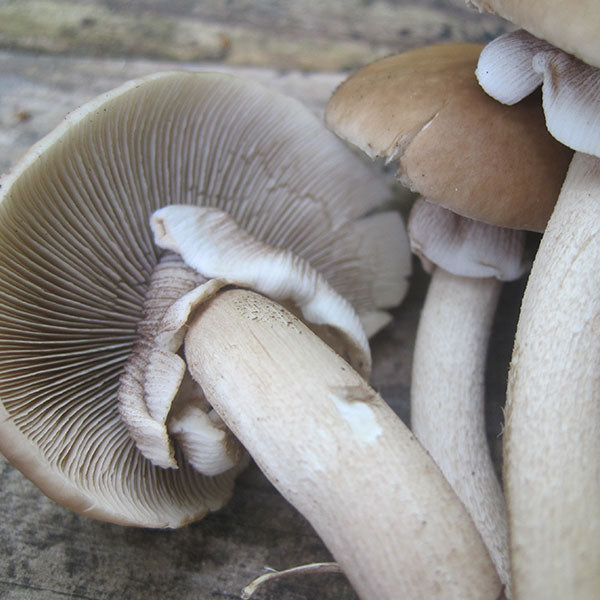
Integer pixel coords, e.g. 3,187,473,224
0,71,409,528
468,0,600,69
325,43,573,232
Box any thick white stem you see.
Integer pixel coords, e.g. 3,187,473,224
185,288,503,600
411,269,510,592
506,152,600,599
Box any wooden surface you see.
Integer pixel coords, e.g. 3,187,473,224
0,2,517,599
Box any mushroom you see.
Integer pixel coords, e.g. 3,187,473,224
470,4,600,596
325,42,572,593
0,70,503,599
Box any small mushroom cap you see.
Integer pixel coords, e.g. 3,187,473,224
325,43,573,231
468,0,600,69
477,30,600,158
0,71,409,527
475,29,554,105
408,197,529,281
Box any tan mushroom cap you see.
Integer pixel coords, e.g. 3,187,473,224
0,71,409,528
468,0,600,69
325,43,573,232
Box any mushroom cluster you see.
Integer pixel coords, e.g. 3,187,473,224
468,1,600,598
325,42,571,594
0,70,507,599
320,1,599,596
5,7,595,595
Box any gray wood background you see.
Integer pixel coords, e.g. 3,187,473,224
0,2,518,598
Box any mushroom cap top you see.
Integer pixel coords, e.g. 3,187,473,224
325,43,573,231
0,71,409,527
468,0,600,69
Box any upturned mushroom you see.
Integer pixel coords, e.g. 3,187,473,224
471,2,600,597
325,42,572,593
0,70,504,599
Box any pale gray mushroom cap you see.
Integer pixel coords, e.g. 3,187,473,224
408,197,529,281
0,71,410,528
476,29,600,157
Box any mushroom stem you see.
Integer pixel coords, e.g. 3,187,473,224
410,268,510,591
184,288,503,600
505,151,600,599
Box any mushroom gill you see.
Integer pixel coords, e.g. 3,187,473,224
0,71,409,527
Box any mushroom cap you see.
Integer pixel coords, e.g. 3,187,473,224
408,196,529,281
325,43,573,231
0,71,409,527
477,30,600,158
468,0,600,69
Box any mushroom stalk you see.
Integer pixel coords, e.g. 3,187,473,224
410,268,510,590
184,288,504,600
505,151,600,599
